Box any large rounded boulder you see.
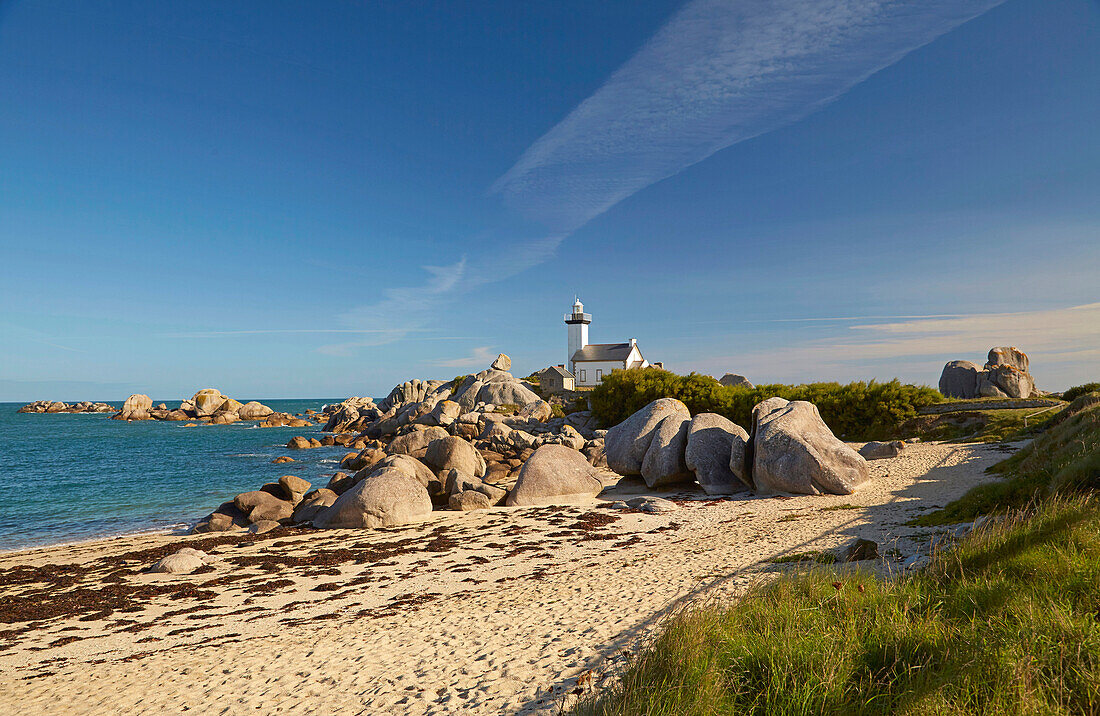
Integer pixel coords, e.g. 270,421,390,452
422,436,487,478
982,364,1036,399
238,401,274,420
639,414,692,487
506,445,604,506
604,398,691,476
475,381,541,407
751,399,870,496
312,469,433,529
938,360,982,399
388,427,450,460
192,388,228,416
684,413,750,495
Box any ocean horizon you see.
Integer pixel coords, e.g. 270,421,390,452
0,399,359,552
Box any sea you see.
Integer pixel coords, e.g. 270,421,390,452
0,399,357,552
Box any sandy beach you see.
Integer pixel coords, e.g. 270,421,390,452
0,441,1011,715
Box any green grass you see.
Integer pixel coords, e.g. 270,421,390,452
906,406,1063,444
820,504,860,512
574,496,1100,716
913,393,1100,526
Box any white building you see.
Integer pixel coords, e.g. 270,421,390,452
565,298,651,387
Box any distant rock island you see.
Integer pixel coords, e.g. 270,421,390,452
17,400,116,414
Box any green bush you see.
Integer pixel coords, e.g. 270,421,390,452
589,368,942,441
1062,383,1100,402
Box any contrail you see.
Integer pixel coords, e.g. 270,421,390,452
492,0,1007,234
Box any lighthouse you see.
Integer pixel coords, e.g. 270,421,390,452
564,298,591,373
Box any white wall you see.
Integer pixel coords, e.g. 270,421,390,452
568,322,588,370
574,361,623,387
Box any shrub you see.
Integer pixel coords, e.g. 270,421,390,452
1062,382,1100,402
589,368,942,441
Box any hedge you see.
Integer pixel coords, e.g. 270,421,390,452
589,368,943,441
1062,383,1100,403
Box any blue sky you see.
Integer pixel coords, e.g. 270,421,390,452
1,0,1098,401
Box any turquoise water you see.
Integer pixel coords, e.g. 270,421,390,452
0,400,353,551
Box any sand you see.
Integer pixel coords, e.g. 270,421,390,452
0,441,1013,715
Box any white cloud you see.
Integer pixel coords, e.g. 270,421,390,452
317,258,469,355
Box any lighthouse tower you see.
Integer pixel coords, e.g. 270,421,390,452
564,298,591,374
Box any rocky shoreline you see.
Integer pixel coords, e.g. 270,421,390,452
173,352,889,570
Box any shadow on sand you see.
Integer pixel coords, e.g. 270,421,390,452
515,442,1010,714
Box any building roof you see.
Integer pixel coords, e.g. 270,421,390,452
541,365,574,379
572,342,635,363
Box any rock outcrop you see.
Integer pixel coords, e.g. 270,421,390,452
717,373,754,389
115,394,153,421
422,436,487,478
389,427,451,460
939,347,1038,399
238,401,274,420
18,400,116,414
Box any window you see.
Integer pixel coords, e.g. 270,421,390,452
579,369,587,383
596,369,603,382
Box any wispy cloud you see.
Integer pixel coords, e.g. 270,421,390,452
337,0,1007,352
161,328,426,338
690,303,1100,390
492,0,1005,234
427,346,499,369
317,258,469,355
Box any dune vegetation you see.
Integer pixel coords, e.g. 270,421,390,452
575,393,1100,716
